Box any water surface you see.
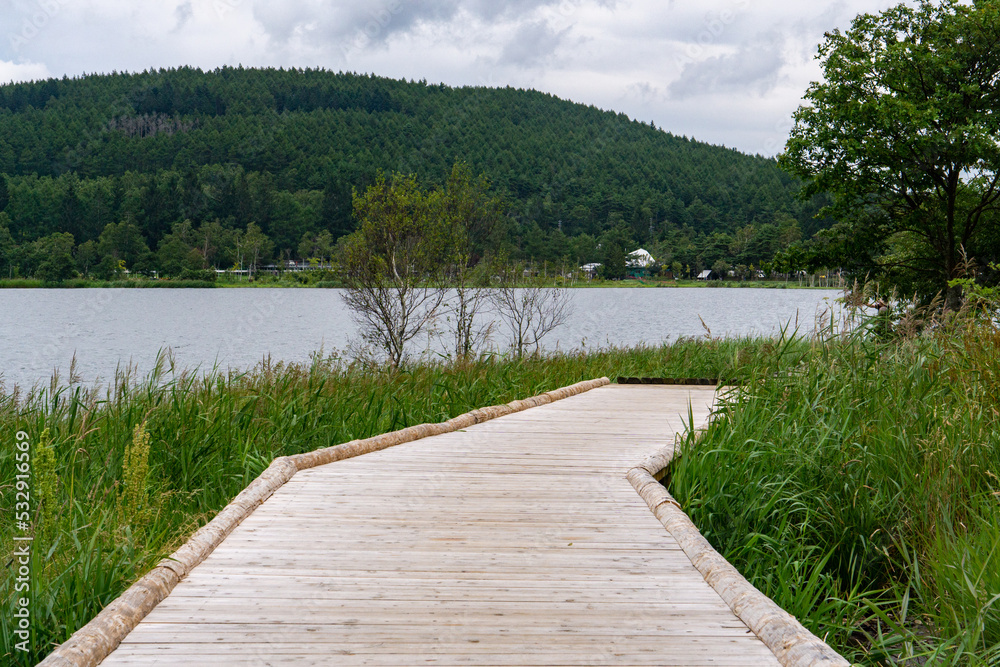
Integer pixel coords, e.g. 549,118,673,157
0,287,841,391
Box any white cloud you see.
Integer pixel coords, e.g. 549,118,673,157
498,19,569,67
668,34,786,100
0,60,50,84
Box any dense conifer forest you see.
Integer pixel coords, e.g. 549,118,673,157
0,66,826,280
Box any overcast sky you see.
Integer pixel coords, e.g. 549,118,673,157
1,0,907,156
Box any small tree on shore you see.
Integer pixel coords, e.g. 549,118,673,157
492,263,573,358
341,173,447,368
711,259,731,280
242,222,273,278
440,163,506,360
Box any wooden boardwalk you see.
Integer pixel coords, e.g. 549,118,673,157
100,384,781,666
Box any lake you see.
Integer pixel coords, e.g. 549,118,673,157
0,287,843,391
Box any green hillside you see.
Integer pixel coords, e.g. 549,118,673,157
0,66,822,278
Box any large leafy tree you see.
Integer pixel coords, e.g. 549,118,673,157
341,173,449,368
98,218,152,272
781,0,1000,308
33,232,77,282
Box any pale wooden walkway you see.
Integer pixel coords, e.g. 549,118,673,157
101,385,780,666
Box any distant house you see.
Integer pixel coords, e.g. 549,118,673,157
697,269,713,280
626,248,655,277
581,262,602,278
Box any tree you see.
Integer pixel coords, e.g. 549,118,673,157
440,163,505,359
599,226,630,281
75,240,100,277
298,229,334,263
194,220,231,268
781,0,1000,309
157,220,202,276
33,232,77,282
711,259,731,280
0,214,15,277
601,244,626,281
341,173,448,368
492,264,573,359
0,174,9,212
242,222,273,277
98,218,151,271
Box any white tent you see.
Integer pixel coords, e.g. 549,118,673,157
626,248,655,268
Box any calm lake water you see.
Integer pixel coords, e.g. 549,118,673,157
0,287,842,391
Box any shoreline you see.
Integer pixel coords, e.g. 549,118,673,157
0,279,843,290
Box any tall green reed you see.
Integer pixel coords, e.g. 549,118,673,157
669,301,1000,664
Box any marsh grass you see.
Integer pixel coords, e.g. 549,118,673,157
1,339,771,665
669,304,1000,665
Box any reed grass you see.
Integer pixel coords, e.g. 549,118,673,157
669,307,1000,665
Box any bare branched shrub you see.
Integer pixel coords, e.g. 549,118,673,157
492,265,573,358
446,260,497,360
439,164,505,360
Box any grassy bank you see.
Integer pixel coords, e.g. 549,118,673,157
570,278,842,289
669,313,1000,664
0,276,838,289
0,341,768,665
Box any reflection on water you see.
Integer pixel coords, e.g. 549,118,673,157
0,287,842,391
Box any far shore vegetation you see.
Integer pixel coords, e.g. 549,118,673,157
0,67,831,291
0,272,844,290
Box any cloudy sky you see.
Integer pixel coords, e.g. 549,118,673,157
1,0,907,155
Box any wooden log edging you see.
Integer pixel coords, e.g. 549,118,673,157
626,439,850,667
39,376,611,667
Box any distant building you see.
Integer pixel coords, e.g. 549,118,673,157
626,248,655,278
697,269,713,280
581,262,602,278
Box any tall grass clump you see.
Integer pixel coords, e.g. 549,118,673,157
1,338,791,665
669,293,1000,665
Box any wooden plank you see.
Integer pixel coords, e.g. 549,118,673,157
101,385,781,666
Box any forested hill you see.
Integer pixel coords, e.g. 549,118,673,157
0,66,820,276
